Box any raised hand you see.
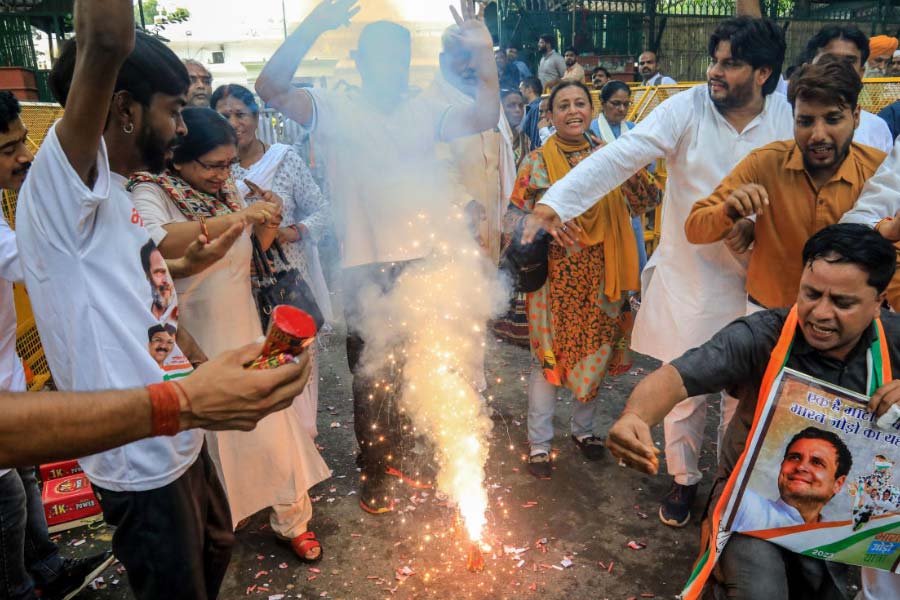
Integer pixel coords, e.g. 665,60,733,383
307,0,361,33
448,1,494,70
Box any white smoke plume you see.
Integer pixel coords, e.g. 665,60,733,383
351,188,507,541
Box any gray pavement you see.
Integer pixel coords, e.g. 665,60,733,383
58,322,726,599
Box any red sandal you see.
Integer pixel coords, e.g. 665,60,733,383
289,531,323,563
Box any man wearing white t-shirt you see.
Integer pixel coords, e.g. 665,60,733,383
522,16,794,528
16,2,242,598
256,0,499,514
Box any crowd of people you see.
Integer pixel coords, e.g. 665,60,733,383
2,0,900,599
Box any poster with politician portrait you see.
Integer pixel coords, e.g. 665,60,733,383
721,368,900,572
140,240,177,325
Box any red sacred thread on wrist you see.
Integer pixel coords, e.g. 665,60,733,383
876,217,893,234
148,382,181,436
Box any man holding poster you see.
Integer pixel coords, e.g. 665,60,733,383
607,223,900,599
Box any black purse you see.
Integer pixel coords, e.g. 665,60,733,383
499,217,550,293
251,236,324,332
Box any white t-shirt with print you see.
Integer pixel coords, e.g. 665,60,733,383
15,124,201,492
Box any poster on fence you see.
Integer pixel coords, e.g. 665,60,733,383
721,368,900,572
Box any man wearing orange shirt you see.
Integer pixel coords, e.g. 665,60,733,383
685,56,886,311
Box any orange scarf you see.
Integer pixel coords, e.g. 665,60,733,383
539,133,638,301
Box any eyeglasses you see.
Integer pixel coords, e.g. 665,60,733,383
606,100,631,109
194,157,239,172
189,75,212,86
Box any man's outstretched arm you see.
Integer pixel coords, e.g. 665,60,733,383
256,0,360,127
0,343,311,467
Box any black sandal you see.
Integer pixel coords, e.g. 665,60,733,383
527,452,552,479
572,435,605,461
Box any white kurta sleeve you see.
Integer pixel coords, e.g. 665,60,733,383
841,141,900,227
537,92,685,222
0,216,21,283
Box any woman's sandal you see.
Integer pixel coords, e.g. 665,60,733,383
288,531,323,563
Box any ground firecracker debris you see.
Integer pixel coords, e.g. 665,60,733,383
627,540,647,550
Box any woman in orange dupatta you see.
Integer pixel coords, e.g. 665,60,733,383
502,81,660,478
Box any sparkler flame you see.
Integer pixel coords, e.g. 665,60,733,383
355,209,505,548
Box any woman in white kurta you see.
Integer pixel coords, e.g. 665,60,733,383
212,84,333,438
130,107,330,562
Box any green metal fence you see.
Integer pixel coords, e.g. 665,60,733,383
498,1,900,82
0,14,36,70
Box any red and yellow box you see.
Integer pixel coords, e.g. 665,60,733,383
41,473,102,529
40,460,82,482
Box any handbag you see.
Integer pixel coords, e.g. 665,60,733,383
251,236,324,332
499,217,550,293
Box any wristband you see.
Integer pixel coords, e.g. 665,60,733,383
148,381,181,436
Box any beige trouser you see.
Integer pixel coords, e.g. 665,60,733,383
269,493,312,539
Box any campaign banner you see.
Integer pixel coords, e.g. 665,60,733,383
721,368,900,572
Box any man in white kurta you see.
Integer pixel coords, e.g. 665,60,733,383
527,16,794,527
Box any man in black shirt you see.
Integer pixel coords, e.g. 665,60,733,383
608,223,900,599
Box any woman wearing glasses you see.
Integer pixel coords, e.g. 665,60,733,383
590,81,649,273
130,107,331,564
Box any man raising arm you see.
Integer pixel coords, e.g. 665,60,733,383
255,0,499,141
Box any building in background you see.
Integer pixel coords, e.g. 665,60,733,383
159,0,453,93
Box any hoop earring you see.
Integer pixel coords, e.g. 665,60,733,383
123,123,134,135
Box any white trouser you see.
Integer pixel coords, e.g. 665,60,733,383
270,492,313,539
664,392,739,486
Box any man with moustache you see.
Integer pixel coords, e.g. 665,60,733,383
591,66,610,90
147,323,176,366
16,1,242,596
736,2,894,153
536,34,565,89
0,90,114,600
562,48,585,82
730,427,852,532
607,224,900,598
637,50,676,85
685,57,887,311
521,16,794,528
184,59,212,107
